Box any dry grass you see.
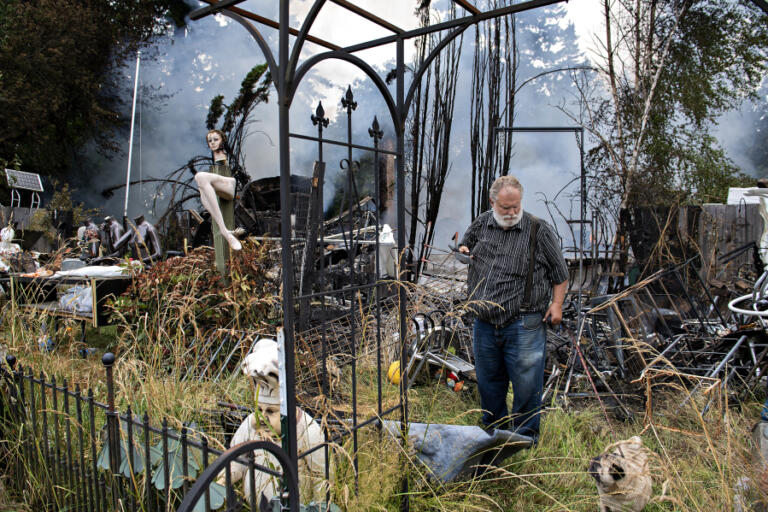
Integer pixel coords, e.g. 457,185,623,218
0,259,767,511
335,389,767,511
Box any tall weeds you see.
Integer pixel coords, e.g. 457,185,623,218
0,251,766,510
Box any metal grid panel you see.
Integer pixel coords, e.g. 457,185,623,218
5,169,43,192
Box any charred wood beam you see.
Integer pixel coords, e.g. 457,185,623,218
452,0,481,15
342,0,565,53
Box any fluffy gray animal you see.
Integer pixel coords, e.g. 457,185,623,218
588,436,652,512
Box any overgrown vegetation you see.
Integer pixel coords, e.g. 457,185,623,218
28,182,99,243
108,240,281,369
338,393,763,511
0,272,767,510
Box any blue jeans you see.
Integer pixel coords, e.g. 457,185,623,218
473,314,546,439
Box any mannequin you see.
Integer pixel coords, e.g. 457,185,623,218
224,338,327,503
80,218,101,259
109,215,163,265
194,129,241,251
101,215,125,255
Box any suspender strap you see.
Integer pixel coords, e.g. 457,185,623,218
522,216,540,310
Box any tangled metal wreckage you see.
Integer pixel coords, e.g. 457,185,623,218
187,187,768,442
401,203,768,422
412,234,767,434
263,202,768,427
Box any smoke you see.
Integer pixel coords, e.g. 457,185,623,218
714,100,764,177
431,4,586,250
69,1,417,223
66,0,757,253
69,13,283,221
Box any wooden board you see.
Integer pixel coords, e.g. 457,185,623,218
699,203,760,283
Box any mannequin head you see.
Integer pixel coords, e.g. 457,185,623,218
206,130,226,152
256,401,282,433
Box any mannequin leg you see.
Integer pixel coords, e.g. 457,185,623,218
195,172,241,251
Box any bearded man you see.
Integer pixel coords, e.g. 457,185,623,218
459,175,568,441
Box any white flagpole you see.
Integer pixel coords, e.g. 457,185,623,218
124,51,141,219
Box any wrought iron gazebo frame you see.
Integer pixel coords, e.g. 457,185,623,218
185,0,565,509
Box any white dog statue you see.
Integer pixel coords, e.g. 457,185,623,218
221,338,328,505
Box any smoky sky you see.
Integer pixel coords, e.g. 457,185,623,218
69,0,762,252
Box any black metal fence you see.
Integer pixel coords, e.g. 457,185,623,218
0,352,292,512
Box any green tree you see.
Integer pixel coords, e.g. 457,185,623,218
0,0,189,178
561,0,767,281
568,0,767,213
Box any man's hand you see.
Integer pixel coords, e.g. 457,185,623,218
454,245,472,265
543,302,563,326
543,280,568,326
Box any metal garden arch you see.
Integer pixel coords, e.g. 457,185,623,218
181,1,565,510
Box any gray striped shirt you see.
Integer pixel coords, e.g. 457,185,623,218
460,210,569,326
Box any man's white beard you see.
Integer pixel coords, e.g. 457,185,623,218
493,207,524,228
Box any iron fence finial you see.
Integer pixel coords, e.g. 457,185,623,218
369,116,383,140
311,101,329,127
342,85,357,111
